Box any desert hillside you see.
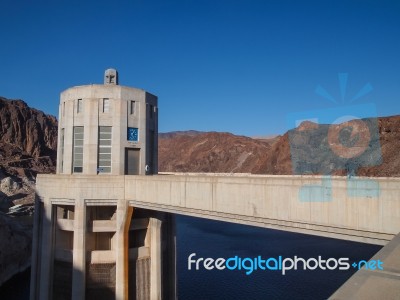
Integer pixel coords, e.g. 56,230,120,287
159,131,278,173
0,97,57,285
0,97,57,180
159,115,400,177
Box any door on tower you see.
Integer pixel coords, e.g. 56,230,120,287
125,148,140,175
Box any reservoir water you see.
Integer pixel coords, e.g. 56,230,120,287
0,215,381,299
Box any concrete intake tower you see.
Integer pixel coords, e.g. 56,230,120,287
30,69,176,300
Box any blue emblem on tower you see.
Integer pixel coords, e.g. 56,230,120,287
128,127,139,142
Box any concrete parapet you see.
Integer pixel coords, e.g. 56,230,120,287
329,232,400,299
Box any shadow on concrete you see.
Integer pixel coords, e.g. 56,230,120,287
29,200,174,300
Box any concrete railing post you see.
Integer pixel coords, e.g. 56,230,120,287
71,199,86,300
116,200,133,300
38,198,54,300
150,217,162,300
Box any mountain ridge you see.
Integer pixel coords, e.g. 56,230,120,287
159,115,400,177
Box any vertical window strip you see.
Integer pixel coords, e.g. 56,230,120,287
73,126,84,173
98,126,112,173
60,128,64,172
130,101,135,115
77,99,83,113
103,98,110,113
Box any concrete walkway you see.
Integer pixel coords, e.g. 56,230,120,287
329,232,400,299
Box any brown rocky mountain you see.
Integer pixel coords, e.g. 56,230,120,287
0,97,57,189
159,115,400,177
357,115,400,177
0,97,57,212
0,97,57,158
0,97,58,285
159,131,278,173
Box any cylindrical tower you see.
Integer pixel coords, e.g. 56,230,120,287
56,69,158,175
31,70,175,300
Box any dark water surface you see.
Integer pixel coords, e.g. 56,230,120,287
176,215,381,300
0,215,381,299
0,267,31,299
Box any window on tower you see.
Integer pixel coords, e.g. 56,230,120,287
77,99,83,113
60,128,65,173
130,101,135,115
73,126,84,173
98,126,112,173
103,98,110,113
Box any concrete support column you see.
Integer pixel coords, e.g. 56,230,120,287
116,200,134,300
38,199,54,300
166,214,177,300
150,217,162,300
71,199,86,300
29,197,42,300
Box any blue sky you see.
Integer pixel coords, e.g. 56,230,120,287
0,0,399,136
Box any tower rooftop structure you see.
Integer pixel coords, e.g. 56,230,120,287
57,69,158,175
104,68,118,85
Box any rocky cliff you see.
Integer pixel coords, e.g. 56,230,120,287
0,97,58,286
159,115,400,177
0,97,57,213
0,97,57,158
159,131,277,173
